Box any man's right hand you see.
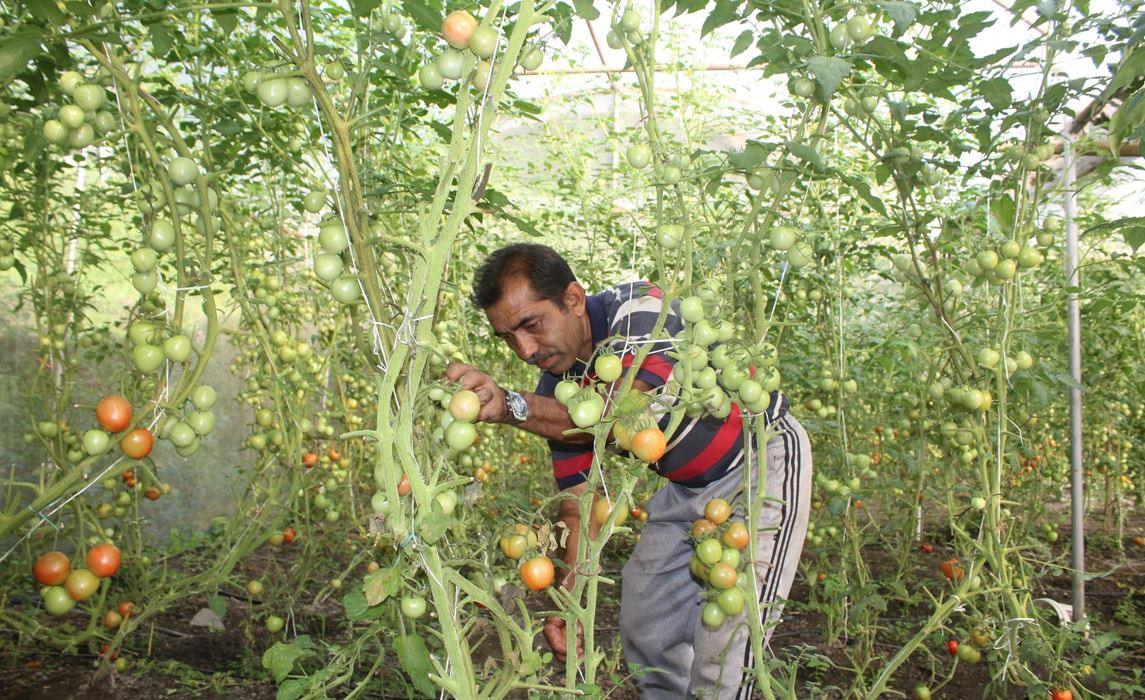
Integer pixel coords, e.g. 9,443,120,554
543,615,584,662
444,362,510,423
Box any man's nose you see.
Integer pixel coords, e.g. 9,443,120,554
514,334,537,362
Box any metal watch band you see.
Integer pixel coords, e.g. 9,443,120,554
504,389,528,423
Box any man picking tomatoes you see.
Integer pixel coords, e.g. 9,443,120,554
445,243,811,699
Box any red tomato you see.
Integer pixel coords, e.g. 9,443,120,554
33,551,72,586
1051,690,1072,700
920,543,934,554
96,396,133,433
144,487,161,501
86,544,121,578
120,428,154,459
630,428,667,462
940,559,965,581
302,452,318,468
117,601,135,617
397,473,411,496
519,555,554,591
282,527,297,543
946,639,959,655
328,448,341,461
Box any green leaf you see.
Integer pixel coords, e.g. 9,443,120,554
362,565,402,606
979,77,1013,110
1104,45,1145,100
700,0,737,37
262,636,316,684
547,2,574,44
418,500,454,545
0,28,45,88
1082,217,1145,252
27,0,66,23
212,8,239,35
207,594,228,619
395,633,437,697
353,0,383,17
402,0,442,32
149,23,173,58
878,1,918,33
836,171,888,216
990,194,1016,234
342,589,385,620
276,678,309,700
571,0,600,20
727,140,769,171
730,30,753,58
785,140,824,170
807,56,852,99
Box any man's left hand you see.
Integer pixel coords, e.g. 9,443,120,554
444,362,510,423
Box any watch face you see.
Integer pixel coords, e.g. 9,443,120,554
508,391,528,421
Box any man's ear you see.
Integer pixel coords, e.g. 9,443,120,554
564,281,587,315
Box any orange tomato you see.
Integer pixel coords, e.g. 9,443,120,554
86,543,121,578
519,555,554,591
691,518,717,538
704,498,732,525
630,427,667,462
442,10,478,49
721,521,749,550
940,558,964,581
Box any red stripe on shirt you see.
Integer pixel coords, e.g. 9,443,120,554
553,452,593,479
663,404,743,482
621,352,674,383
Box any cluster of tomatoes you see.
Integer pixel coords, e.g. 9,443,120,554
688,498,751,629
308,218,365,306
241,67,313,110
41,71,115,150
498,523,554,591
417,10,543,93
669,294,782,420
32,544,121,616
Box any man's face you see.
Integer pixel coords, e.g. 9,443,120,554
485,276,589,375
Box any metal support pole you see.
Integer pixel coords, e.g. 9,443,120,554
1063,128,1085,622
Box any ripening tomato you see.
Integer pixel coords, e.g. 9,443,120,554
397,473,411,496
708,562,737,590
691,518,717,538
592,497,629,527
722,521,749,550
282,527,297,543
65,568,101,601
704,498,732,526
117,601,135,617
500,534,527,560
303,452,318,467
630,428,667,462
940,559,964,581
449,390,481,422
519,555,555,591
1051,690,1073,700
442,10,478,49
120,428,153,459
95,396,132,433
33,551,72,586
104,609,123,629
86,544,121,578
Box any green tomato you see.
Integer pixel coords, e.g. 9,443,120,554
437,50,466,80
329,276,361,304
148,220,176,252
791,78,816,98
59,104,86,129
626,144,652,169
168,422,196,448
324,61,346,81
769,226,797,251
595,355,622,382
73,84,106,111
83,429,111,456
191,385,217,410
313,253,344,283
317,220,349,254
43,119,69,144
163,334,193,363
569,398,603,428
716,585,745,616
554,380,579,405
678,296,704,323
620,9,640,31
130,247,158,273
418,63,444,90
400,595,428,618
257,77,289,107
302,190,326,213
60,70,84,95
265,615,285,633
696,538,723,566
445,421,477,451
167,157,199,186
701,601,726,628
469,26,499,58
285,77,312,108
520,46,543,71
42,586,76,615
187,410,216,436
132,344,165,373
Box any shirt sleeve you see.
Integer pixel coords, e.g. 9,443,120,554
606,283,682,389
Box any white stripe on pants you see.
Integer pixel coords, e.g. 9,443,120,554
619,413,812,699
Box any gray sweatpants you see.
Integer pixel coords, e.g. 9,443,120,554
619,413,812,699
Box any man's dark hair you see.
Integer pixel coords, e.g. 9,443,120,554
472,243,576,310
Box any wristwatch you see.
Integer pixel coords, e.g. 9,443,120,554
504,389,529,424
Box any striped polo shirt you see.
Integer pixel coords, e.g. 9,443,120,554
535,280,788,490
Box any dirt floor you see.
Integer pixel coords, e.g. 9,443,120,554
3,527,1144,699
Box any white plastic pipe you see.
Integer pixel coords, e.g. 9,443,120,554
1062,128,1085,621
